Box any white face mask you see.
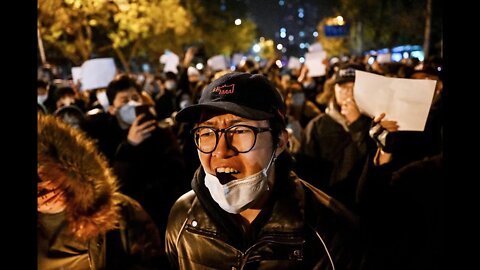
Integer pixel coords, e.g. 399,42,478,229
37,94,48,105
204,151,276,214
117,100,141,125
96,91,110,111
165,80,177,91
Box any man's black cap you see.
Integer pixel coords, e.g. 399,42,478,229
175,72,285,123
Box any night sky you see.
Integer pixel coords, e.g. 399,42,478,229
244,0,336,40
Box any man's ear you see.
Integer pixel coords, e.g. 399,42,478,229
274,130,289,157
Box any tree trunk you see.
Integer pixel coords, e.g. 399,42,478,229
77,20,92,63
128,40,141,68
348,20,363,56
423,0,432,60
355,21,363,55
37,27,47,65
115,48,131,73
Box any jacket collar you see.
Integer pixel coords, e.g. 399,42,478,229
326,100,349,132
190,169,307,242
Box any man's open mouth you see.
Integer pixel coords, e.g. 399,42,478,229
215,167,239,184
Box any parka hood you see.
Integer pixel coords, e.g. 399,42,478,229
37,114,120,240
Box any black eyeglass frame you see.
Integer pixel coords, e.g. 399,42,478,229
191,124,272,154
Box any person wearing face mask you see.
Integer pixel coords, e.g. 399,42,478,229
82,74,152,162
86,88,111,113
284,81,322,150
52,86,86,112
294,63,375,211
164,78,177,92
38,79,56,114
37,79,49,106
82,75,189,236
165,72,365,270
37,82,49,113
152,73,177,121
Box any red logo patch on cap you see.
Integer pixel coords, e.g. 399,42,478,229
212,84,235,95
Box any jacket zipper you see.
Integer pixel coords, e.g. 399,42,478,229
239,235,305,269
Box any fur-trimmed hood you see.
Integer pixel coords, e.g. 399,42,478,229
37,114,120,240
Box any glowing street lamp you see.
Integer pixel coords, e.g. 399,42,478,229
336,16,344,25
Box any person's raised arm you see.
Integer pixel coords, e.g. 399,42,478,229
369,113,399,166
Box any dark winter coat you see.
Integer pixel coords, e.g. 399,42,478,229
165,168,364,270
37,114,166,269
295,110,373,208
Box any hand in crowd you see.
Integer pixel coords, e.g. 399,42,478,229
127,115,157,146
297,65,308,82
373,112,399,132
371,112,399,165
183,46,197,67
341,97,361,124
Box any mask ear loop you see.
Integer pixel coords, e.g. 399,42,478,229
262,147,278,193
263,139,281,190
262,150,277,177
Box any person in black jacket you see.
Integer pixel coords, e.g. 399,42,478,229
81,74,189,234
294,63,374,210
357,112,443,270
165,72,365,269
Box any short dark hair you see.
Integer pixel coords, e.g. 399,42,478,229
54,87,76,102
54,105,85,129
268,115,286,148
106,74,140,104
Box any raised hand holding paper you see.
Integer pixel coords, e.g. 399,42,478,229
353,70,436,131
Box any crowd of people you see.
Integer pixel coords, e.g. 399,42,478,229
37,49,443,269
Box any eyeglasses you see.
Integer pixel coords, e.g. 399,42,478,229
191,124,272,154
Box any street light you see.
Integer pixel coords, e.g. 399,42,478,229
336,16,344,25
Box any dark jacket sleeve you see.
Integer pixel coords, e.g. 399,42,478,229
294,114,327,186
164,191,196,269
355,152,444,270
300,179,366,270
348,114,374,157
112,193,169,269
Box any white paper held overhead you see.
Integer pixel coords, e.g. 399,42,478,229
353,70,436,131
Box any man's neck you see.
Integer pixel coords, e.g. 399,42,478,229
240,207,264,224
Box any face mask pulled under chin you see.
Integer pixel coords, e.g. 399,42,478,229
203,152,276,214
117,100,141,125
